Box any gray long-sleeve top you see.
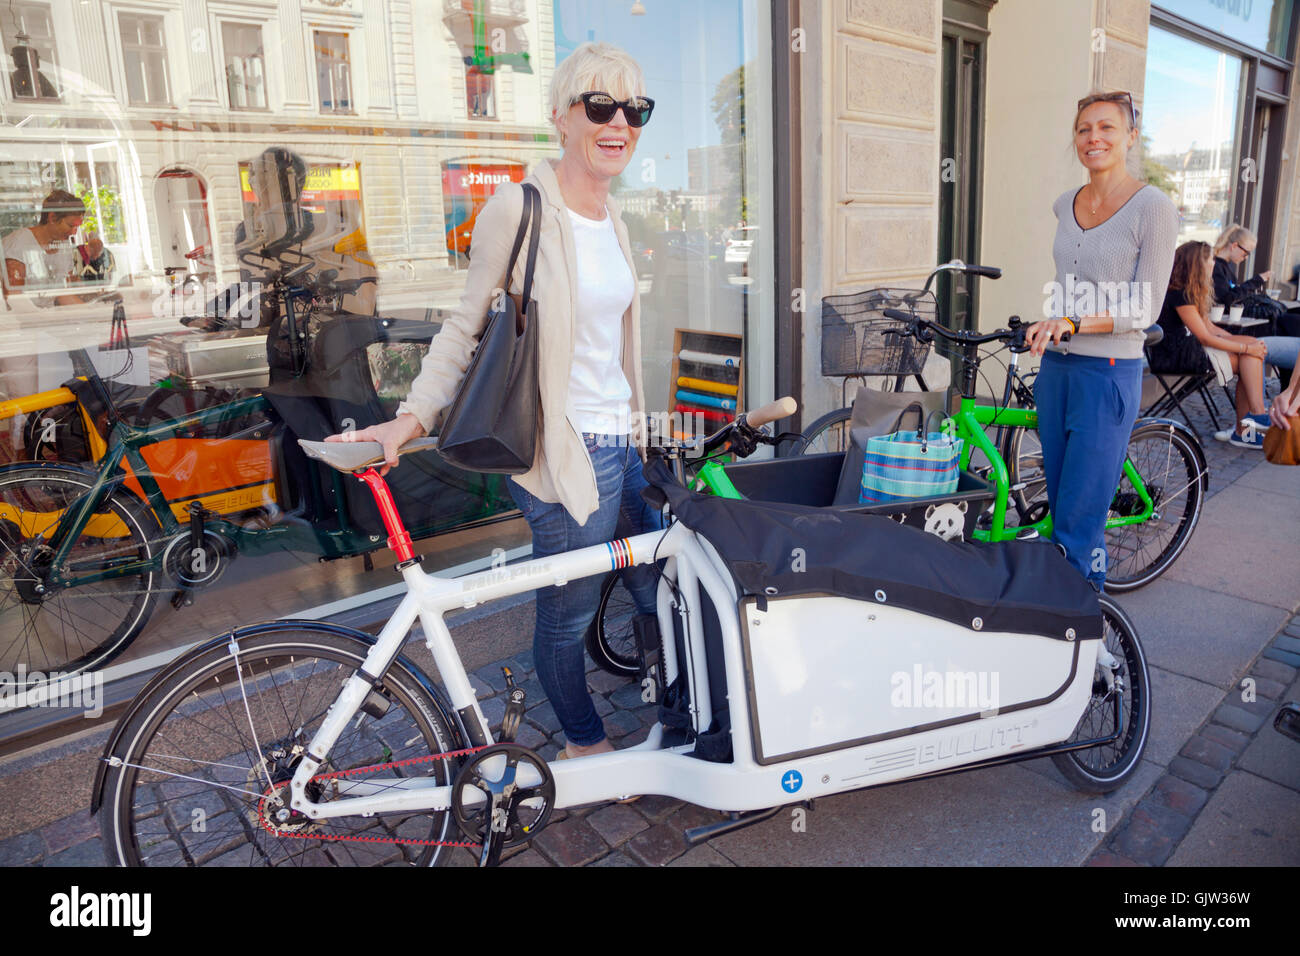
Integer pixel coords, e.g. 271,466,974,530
1046,185,1180,360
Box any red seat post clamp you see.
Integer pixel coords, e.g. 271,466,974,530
355,468,415,564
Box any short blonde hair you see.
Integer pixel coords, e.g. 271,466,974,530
1213,223,1256,257
549,42,646,136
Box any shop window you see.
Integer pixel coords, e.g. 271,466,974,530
441,161,525,265
465,63,495,118
238,158,362,257
1155,0,1296,58
314,30,352,114
2,1,60,101
155,168,213,279
1143,25,1246,245
223,22,267,110
119,12,171,106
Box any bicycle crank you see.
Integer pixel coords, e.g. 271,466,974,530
450,743,556,867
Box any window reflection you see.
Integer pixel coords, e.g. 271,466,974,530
0,0,770,674
2,1,59,101
1143,26,1246,244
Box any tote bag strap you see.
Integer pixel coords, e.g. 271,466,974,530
501,182,538,296
519,183,541,305
887,401,926,436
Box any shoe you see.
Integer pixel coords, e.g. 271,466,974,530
1246,413,1272,430
1214,428,1233,442
1229,428,1265,449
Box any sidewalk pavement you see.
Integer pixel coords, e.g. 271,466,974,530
0,387,1297,867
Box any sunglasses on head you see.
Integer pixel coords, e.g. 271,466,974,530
1076,90,1137,127
577,91,654,128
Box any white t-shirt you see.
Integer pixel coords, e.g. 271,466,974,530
566,206,634,435
2,227,75,291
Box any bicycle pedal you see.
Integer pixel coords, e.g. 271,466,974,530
499,666,526,743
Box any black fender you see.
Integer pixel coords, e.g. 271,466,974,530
1129,417,1210,494
90,618,465,813
0,460,99,479
0,459,139,499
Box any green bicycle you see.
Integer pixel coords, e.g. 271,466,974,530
588,315,1207,675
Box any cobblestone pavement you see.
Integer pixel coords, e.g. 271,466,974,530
0,373,1296,867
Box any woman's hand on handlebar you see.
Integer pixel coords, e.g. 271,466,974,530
325,413,425,475
1025,318,1075,357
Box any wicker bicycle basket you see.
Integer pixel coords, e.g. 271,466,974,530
820,288,937,377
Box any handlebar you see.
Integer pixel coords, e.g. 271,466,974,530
651,396,799,464
744,396,797,430
880,311,1068,348
920,259,1003,295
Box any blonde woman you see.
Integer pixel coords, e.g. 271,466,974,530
1212,224,1272,309
329,42,659,758
1023,91,1179,587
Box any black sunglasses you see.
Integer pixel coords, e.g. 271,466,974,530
1076,90,1137,127
577,92,654,128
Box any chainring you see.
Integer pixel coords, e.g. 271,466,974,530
450,744,555,849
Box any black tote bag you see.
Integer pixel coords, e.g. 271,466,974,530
436,183,542,474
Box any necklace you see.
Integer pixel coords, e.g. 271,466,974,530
1088,176,1130,216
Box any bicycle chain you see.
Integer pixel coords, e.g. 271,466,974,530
255,743,493,849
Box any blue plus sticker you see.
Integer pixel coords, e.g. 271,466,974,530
781,770,803,794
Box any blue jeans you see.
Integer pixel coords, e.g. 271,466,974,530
1260,336,1299,371
508,433,663,746
1034,352,1143,588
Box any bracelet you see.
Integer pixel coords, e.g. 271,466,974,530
1062,317,1079,334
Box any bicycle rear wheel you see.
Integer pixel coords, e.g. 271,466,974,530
0,465,160,689
1103,422,1205,592
98,627,464,867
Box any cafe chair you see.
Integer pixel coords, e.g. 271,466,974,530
1140,326,1226,437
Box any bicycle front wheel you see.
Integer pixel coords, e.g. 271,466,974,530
1103,422,1205,592
98,627,465,867
0,465,160,689
792,407,852,455
1051,596,1151,793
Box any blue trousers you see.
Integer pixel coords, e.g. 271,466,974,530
508,433,663,745
1033,351,1143,587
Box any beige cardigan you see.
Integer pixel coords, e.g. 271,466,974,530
396,158,648,524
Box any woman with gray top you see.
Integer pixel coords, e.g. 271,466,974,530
1024,90,1179,587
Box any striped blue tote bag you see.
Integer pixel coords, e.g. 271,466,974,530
859,403,962,504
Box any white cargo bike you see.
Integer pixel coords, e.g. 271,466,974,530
93,398,1149,867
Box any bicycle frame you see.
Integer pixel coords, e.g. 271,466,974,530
271,466,1110,821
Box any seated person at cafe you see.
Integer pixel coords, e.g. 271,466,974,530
1211,224,1298,349
2,188,88,304
1149,240,1298,449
